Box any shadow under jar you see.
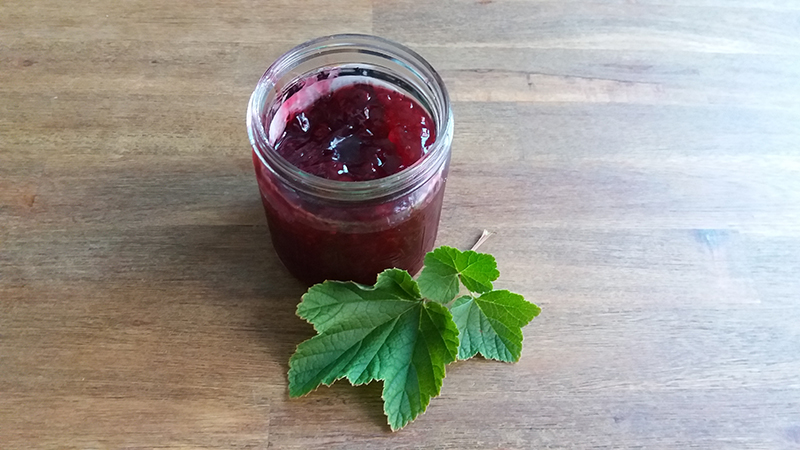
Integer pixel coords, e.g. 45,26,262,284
247,34,454,285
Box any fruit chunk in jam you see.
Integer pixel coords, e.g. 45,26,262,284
274,82,435,181
254,78,446,285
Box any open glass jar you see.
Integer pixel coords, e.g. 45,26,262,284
247,34,453,285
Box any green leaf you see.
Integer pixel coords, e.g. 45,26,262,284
450,290,541,362
288,269,460,431
417,246,500,303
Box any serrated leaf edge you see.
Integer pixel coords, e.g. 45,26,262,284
381,301,459,431
288,273,460,431
451,291,541,363
287,307,416,398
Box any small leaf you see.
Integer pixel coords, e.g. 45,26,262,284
288,269,460,431
417,246,500,303
450,290,540,362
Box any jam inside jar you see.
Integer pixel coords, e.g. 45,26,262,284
247,34,453,285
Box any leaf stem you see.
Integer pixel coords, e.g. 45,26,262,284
470,229,494,252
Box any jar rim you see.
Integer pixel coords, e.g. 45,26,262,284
246,34,453,202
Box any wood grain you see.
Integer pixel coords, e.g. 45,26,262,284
2,0,800,449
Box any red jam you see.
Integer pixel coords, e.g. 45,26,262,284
253,80,447,285
274,83,435,181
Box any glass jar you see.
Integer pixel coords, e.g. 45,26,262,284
246,34,453,285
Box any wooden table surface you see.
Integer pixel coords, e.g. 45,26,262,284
3,1,800,449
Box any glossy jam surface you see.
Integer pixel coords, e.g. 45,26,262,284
254,78,447,285
274,82,435,182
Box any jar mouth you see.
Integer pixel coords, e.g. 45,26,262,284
246,34,453,202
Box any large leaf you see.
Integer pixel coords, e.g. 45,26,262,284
450,290,541,362
288,269,460,430
417,246,500,303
